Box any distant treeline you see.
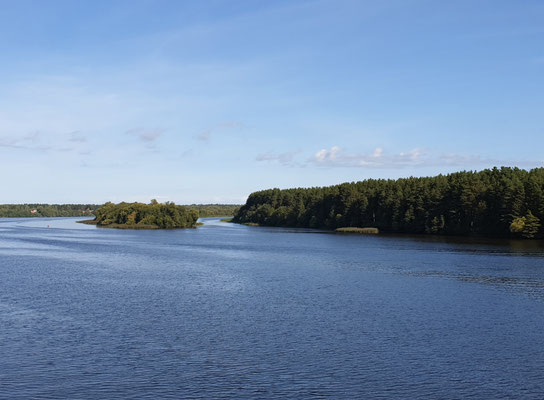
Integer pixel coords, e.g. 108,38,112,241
0,203,239,220
0,204,97,218
90,200,199,229
187,204,240,217
234,167,544,239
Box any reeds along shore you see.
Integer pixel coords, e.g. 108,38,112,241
335,227,379,234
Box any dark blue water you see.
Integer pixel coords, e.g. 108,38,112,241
1,217,544,399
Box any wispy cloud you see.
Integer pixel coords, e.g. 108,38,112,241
312,146,426,168
68,131,87,143
256,150,300,166
310,146,542,169
0,133,51,151
0,129,91,154
196,121,244,142
126,128,165,142
23,132,42,143
196,130,211,141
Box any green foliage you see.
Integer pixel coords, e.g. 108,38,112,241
0,204,97,218
186,204,240,218
93,201,199,229
511,210,541,239
234,167,544,239
1,202,239,226
510,217,526,233
523,210,541,239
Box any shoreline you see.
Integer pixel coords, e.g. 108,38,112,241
76,220,198,230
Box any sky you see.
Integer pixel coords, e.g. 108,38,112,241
1,0,543,204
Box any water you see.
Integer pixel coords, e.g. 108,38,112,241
1,217,544,399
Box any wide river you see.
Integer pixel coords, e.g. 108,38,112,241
1,217,544,399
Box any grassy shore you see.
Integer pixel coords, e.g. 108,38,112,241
335,227,379,234
221,218,258,226
77,220,97,225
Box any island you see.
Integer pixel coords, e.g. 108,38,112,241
233,167,544,239
79,200,199,229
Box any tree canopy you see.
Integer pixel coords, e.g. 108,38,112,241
234,167,544,239
0,204,97,218
92,201,199,229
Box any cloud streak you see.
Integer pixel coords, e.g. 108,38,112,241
312,146,427,168
256,151,300,166
310,146,543,169
68,131,87,143
196,121,245,142
0,133,51,151
257,146,543,169
126,128,164,142
0,129,92,154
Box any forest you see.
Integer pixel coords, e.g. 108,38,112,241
0,204,97,218
233,167,544,239
87,200,199,229
187,204,240,218
0,203,238,219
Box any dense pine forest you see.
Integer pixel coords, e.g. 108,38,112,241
87,200,199,229
234,167,544,239
0,204,97,218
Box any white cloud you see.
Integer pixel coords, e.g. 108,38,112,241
311,146,423,167
314,146,342,163
309,146,540,169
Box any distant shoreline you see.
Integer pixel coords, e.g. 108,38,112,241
76,219,181,229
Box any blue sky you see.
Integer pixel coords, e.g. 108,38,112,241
1,0,543,204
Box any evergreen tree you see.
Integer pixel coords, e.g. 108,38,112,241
234,167,544,239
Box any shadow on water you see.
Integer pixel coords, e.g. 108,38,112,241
229,220,544,257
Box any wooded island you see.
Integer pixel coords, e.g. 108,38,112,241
82,200,199,229
1,203,239,221
233,167,544,239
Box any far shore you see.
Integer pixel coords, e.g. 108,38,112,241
76,220,199,230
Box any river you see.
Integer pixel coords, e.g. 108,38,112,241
1,217,543,399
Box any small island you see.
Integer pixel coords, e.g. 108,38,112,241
79,200,199,229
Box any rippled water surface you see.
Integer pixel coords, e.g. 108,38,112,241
1,217,544,399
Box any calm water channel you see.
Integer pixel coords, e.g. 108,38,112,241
1,217,544,399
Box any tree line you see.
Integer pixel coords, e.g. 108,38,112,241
0,203,239,219
0,204,97,218
233,167,544,239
